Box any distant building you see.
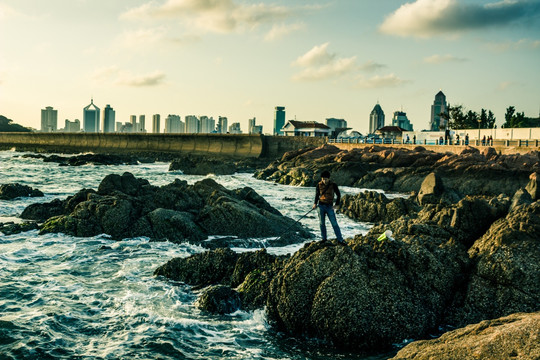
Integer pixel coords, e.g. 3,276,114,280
229,122,242,134
430,90,448,131
118,122,134,133
165,115,183,133
369,103,385,134
64,119,80,132
274,106,285,135
41,106,58,132
139,115,146,133
102,105,116,133
185,115,199,133
152,114,160,133
392,111,414,131
375,126,405,140
83,98,100,132
129,115,138,132
325,118,349,139
281,120,330,137
217,116,228,134
200,116,215,133
248,117,263,134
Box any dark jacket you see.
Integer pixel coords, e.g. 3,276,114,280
314,180,341,206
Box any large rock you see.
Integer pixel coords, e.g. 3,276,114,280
0,183,44,200
391,312,540,360
339,191,419,223
169,156,237,175
266,235,469,350
22,153,146,166
196,285,242,314
526,171,540,200
31,173,311,242
445,200,540,327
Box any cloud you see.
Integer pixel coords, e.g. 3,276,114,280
121,0,294,34
358,61,387,72
424,54,467,64
264,22,305,41
0,4,23,19
357,74,409,89
380,0,540,38
291,43,357,81
485,38,540,52
497,81,521,90
117,27,168,47
93,66,166,87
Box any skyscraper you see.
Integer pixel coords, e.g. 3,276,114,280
152,114,160,133
392,111,414,131
218,116,228,134
229,122,242,134
102,104,116,133
165,115,183,133
41,106,58,132
139,115,146,133
430,91,448,131
83,98,100,132
64,119,80,132
185,115,200,133
274,106,285,135
369,103,385,134
199,116,215,133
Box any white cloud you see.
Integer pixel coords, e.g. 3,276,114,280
121,0,294,34
0,3,23,19
380,0,540,38
358,61,387,72
117,27,168,48
291,43,358,81
357,74,409,89
264,23,304,42
93,66,166,87
485,38,540,52
424,54,467,64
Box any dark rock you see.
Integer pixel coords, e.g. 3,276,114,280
266,235,470,350
445,201,540,327
525,172,540,200
169,157,237,175
509,188,532,212
25,153,145,166
196,285,242,314
391,312,540,360
0,183,44,200
339,191,419,223
0,221,39,235
30,173,310,242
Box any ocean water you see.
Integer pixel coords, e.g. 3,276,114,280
0,150,395,360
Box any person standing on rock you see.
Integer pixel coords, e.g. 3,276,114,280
312,170,345,244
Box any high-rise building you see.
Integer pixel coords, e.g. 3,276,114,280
217,116,228,134
369,103,385,134
152,114,160,133
274,106,285,135
165,115,183,133
185,115,200,133
83,98,100,132
64,119,80,132
41,106,58,132
248,117,257,134
139,115,146,133
325,118,348,138
199,116,215,133
229,122,242,134
102,104,116,133
430,91,448,131
392,111,414,131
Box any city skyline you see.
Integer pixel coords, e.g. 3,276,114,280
1,1,539,134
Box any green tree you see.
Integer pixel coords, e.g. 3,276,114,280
0,115,32,132
502,106,539,128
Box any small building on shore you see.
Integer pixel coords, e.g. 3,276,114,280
375,126,406,140
281,120,331,137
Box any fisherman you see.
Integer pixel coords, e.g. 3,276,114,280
312,170,345,244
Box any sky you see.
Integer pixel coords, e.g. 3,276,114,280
1,0,539,134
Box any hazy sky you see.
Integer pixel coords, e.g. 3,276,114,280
1,0,539,134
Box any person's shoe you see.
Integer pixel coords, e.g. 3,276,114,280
319,239,328,243
337,239,346,246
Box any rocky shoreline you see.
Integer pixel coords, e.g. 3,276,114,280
155,169,540,357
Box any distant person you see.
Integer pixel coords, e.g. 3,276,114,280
482,135,486,146
456,134,460,145
406,134,410,144
413,135,416,144
313,170,344,245
465,134,469,145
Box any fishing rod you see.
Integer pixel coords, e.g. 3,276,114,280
273,207,315,242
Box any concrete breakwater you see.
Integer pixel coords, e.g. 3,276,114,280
0,132,325,158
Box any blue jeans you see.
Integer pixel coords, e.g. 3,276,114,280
318,204,343,242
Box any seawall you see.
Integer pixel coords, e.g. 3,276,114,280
0,132,326,159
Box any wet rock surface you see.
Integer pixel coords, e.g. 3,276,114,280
0,183,44,200
169,156,271,175
22,172,311,243
21,153,153,166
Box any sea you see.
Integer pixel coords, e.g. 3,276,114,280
0,150,400,360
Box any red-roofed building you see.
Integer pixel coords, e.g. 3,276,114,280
281,120,331,137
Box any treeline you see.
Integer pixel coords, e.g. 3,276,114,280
0,115,32,132
442,105,539,130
